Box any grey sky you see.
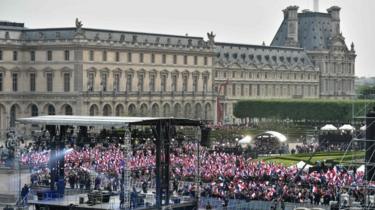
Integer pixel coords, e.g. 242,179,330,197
0,0,373,77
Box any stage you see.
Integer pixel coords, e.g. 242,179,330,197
29,192,197,210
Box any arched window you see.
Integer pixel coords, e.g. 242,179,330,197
128,104,136,116
194,103,202,119
10,105,18,127
89,105,99,116
163,104,170,117
48,105,55,115
64,105,73,115
184,103,191,118
204,103,212,120
173,103,181,118
140,104,148,117
115,104,124,116
151,104,159,117
31,104,38,116
103,104,112,116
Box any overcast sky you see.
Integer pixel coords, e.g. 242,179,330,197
0,0,373,77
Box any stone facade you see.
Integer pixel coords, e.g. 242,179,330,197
0,5,356,135
0,23,215,136
271,6,356,99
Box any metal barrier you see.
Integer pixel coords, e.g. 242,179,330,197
199,197,329,210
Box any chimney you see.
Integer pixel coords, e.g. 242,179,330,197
313,0,319,12
327,6,341,36
283,6,299,47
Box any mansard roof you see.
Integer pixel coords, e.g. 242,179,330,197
19,27,206,47
214,42,314,70
271,11,336,50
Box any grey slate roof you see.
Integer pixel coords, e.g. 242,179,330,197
271,12,334,50
19,27,205,47
214,42,315,70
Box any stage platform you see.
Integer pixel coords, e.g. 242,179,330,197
29,193,197,210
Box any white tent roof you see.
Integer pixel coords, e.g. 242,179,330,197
296,161,312,171
264,131,287,142
17,115,195,127
339,124,356,131
321,124,337,131
360,125,366,131
358,165,365,173
239,136,252,145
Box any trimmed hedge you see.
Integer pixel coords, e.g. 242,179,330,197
234,99,375,122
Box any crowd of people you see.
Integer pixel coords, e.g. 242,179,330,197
0,125,370,209
16,139,369,206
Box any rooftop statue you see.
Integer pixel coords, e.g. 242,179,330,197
75,18,83,29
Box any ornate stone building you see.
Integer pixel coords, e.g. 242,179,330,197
271,6,356,99
0,5,356,135
214,5,356,124
0,21,215,136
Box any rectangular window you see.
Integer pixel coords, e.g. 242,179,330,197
241,84,244,96
203,75,208,92
89,50,94,61
46,73,53,92
0,50,2,60
172,75,177,92
103,51,107,61
192,75,198,92
127,52,132,62
88,73,94,91
173,55,177,64
194,56,198,65
30,73,36,92
149,74,155,92
64,50,70,61
161,75,167,92
138,74,144,92
257,84,260,96
101,74,107,91
115,52,120,62
13,51,18,61
139,53,144,63
126,74,132,91
184,55,188,65
232,72,235,78
183,75,188,91
0,73,3,91
64,73,70,92
232,84,236,96
151,54,155,63
47,50,52,61
204,56,208,65
114,74,120,91
30,51,35,61
12,73,18,92
162,54,166,64
249,84,252,96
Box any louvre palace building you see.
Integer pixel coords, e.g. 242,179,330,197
0,5,356,136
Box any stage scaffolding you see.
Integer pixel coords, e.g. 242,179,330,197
16,115,204,210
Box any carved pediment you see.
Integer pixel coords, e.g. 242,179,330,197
247,63,258,70
262,64,273,70
229,62,242,69
277,65,288,71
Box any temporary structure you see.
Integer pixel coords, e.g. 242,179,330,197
321,124,337,131
339,124,356,131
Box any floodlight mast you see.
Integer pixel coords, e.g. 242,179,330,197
122,125,132,209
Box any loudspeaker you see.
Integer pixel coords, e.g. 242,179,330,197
366,107,375,181
200,127,211,147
